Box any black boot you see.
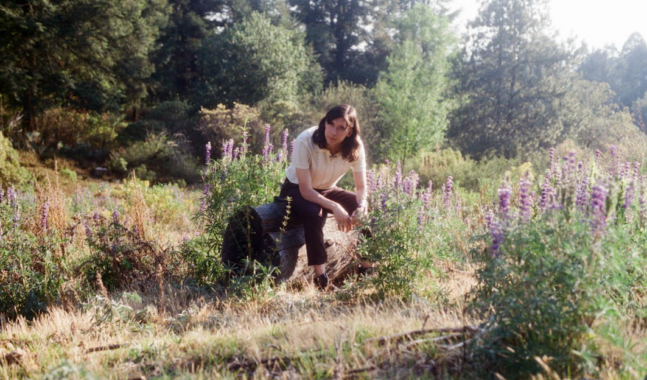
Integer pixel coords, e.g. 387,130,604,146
314,273,329,291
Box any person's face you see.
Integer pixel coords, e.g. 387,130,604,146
324,117,352,146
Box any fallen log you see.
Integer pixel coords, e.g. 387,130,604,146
221,197,361,283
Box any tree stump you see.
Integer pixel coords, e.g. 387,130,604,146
221,197,360,283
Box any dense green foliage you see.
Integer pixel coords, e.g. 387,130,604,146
0,131,30,186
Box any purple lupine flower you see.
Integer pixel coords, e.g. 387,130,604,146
8,187,16,208
233,147,240,161
549,147,555,177
221,168,227,182
200,183,211,213
519,176,532,222
407,171,419,196
380,192,388,213
113,210,120,224
264,124,271,147
367,170,376,192
490,218,504,257
577,161,584,180
403,178,412,196
205,142,212,165
394,162,402,191
443,176,453,209
12,209,20,229
84,220,92,238
591,184,608,233
484,209,494,230
623,184,635,209
276,150,283,162
281,129,289,152
498,184,512,221
575,176,590,211
422,192,431,209
41,199,49,231
540,172,553,212
226,139,234,159
0,188,3,204
93,211,100,221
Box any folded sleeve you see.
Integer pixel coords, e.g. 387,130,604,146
351,141,366,172
292,138,311,169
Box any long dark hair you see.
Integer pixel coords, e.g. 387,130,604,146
312,104,361,162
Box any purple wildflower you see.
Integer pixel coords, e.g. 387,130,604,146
84,220,92,238
113,210,120,224
281,129,289,152
233,147,240,161
367,170,376,192
540,173,553,213
200,184,211,213
591,184,608,233
498,184,512,221
0,188,3,203
417,208,425,230
490,218,504,257
407,171,419,196
422,192,431,209
394,162,402,190
41,199,49,231
93,211,100,221
277,150,283,162
205,142,212,165
380,192,388,213
575,176,590,211
12,209,20,229
519,176,532,222
8,187,16,208
443,176,453,209
623,184,635,209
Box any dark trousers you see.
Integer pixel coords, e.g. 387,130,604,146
280,180,359,266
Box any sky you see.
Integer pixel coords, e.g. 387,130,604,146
449,0,647,51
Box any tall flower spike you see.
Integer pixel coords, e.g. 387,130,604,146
394,162,402,190
281,129,289,152
490,218,504,257
519,176,532,222
623,184,635,209
443,176,453,209
0,188,4,203
8,186,16,208
264,124,271,147
41,198,50,231
591,184,608,234
205,142,212,165
498,183,511,221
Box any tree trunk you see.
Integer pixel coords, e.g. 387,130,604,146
221,198,360,283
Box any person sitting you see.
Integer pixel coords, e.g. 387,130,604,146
279,104,368,290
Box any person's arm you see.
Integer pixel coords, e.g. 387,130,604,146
296,168,353,232
352,171,368,219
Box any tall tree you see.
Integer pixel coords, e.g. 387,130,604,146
614,33,647,107
194,12,322,108
578,46,617,85
150,0,223,103
448,0,576,158
0,0,168,128
373,5,456,164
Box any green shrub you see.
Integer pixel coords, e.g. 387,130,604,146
0,200,67,319
59,168,77,182
110,132,200,183
0,131,30,187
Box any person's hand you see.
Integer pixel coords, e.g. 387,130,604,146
351,200,368,226
332,204,352,232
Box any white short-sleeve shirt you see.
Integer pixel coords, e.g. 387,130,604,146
285,126,366,189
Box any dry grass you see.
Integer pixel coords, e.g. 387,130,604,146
0,268,480,379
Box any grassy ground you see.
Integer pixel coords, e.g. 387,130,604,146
0,268,478,379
